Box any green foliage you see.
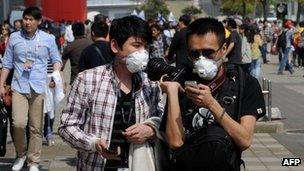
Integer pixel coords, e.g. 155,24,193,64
182,6,202,16
140,0,170,20
221,0,254,16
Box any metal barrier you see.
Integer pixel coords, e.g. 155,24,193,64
262,78,272,121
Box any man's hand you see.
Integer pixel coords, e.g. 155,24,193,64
159,75,184,93
185,84,217,108
49,80,56,88
0,85,6,100
123,124,155,144
95,138,121,159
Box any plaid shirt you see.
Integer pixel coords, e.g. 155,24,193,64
151,35,166,59
58,64,163,170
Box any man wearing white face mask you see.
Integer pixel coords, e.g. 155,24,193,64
58,16,163,171
160,18,266,171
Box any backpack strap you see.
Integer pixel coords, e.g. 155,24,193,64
93,45,107,64
236,65,245,122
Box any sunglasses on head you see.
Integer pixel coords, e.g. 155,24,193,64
188,47,221,61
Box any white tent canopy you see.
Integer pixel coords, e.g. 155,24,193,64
87,11,100,21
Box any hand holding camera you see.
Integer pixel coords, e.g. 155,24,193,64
159,75,184,94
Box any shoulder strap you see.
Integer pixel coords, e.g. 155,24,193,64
93,45,107,64
236,65,245,122
223,64,245,122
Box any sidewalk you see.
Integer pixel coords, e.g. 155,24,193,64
1,130,303,171
243,134,304,171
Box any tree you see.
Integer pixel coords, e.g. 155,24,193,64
259,0,283,20
297,0,304,23
182,6,202,16
140,0,170,20
221,0,281,20
221,0,254,17
261,0,267,21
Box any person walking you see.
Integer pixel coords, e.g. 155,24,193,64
62,22,92,84
58,16,163,171
150,24,170,60
0,7,62,171
78,21,112,72
224,19,243,65
278,20,295,75
167,15,192,69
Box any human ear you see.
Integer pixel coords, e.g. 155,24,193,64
110,39,119,53
220,43,227,54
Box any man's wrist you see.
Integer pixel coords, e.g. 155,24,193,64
90,137,100,152
144,124,156,139
167,86,179,95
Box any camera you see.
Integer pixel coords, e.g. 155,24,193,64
146,58,187,83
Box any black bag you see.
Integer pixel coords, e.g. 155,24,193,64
172,126,241,171
0,99,8,156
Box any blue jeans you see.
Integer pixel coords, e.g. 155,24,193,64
250,58,262,79
278,48,293,73
261,43,268,63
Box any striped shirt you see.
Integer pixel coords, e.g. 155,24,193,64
47,59,54,74
58,64,163,170
105,90,135,169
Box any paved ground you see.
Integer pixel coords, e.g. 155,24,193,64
260,54,304,162
1,57,304,170
243,134,304,171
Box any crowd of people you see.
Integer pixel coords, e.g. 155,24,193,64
4,4,304,171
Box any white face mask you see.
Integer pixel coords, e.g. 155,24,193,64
125,49,149,73
193,56,222,80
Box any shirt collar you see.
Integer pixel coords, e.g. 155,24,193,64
22,29,39,40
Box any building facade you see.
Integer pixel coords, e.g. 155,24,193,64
87,0,141,20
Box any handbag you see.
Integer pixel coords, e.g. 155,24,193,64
271,45,278,55
0,99,8,156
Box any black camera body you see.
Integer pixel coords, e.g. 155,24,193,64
146,58,201,86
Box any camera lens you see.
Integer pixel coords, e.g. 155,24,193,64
146,58,186,83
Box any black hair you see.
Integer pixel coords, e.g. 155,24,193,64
13,19,22,25
244,25,254,44
179,14,191,26
227,19,237,29
109,16,152,48
246,25,259,44
23,6,42,20
187,17,225,47
94,14,107,23
150,23,162,31
163,22,170,30
39,20,52,32
239,24,248,30
85,19,91,25
72,22,85,37
91,21,109,38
